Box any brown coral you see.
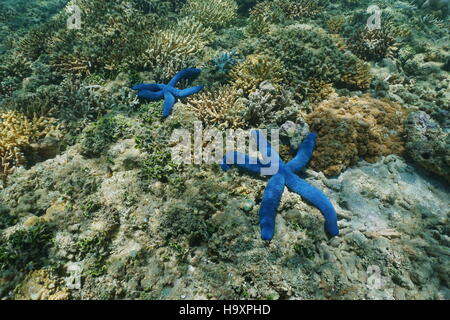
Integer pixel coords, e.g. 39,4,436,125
281,0,323,19
15,270,69,300
306,96,407,176
305,79,336,103
230,54,286,95
141,17,212,78
180,0,238,29
186,85,245,129
327,16,346,34
0,111,59,180
349,27,400,61
340,57,373,90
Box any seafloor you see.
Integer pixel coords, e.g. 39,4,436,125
0,0,449,300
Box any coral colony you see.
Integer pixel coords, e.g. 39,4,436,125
221,130,339,240
132,68,204,118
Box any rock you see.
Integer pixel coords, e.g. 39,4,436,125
405,111,450,183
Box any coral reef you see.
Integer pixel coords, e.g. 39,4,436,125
139,17,212,79
348,24,409,62
405,111,450,183
180,0,238,29
306,96,407,176
0,111,60,180
132,68,204,118
221,131,339,240
258,24,373,101
211,50,239,73
242,81,304,127
230,54,286,95
186,85,245,129
15,270,69,300
0,0,449,301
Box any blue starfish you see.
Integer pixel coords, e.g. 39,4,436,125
221,130,339,241
131,68,204,118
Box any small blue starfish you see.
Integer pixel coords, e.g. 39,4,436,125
221,130,339,241
131,68,204,118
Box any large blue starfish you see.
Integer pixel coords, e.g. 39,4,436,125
221,130,339,241
131,68,204,118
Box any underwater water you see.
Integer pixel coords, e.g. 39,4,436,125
0,0,449,301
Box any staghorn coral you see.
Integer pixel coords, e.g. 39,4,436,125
0,111,60,180
258,24,373,100
339,55,373,90
349,27,401,62
44,0,162,76
327,16,346,34
243,81,302,127
230,54,286,95
248,0,323,23
180,0,238,29
141,17,212,79
305,79,336,103
280,0,324,19
306,96,408,176
187,85,245,129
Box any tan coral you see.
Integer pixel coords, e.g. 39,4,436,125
281,0,322,19
15,270,70,300
306,79,336,103
349,26,402,61
340,58,373,90
230,54,286,95
180,0,237,28
305,96,407,176
141,17,212,77
0,111,59,180
327,16,346,34
186,85,245,129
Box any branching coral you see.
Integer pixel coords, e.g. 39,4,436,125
259,25,334,84
0,111,59,179
243,81,302,127
141,17,212,79
327,16,346,34
248,0,323,23
339,55,373,90
305,79,336,103
187,85,245,129
306,96,408,176
280,0,324,19
180,0,238,29
230,54,286,95
349,26,405,61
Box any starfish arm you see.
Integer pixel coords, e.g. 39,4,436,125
168,68,202,87
286,133,317,173
220,152,264,175
285,173,339,237
162,92,176,117
131,83,162,91
171,85,204,98
136,89,164,101
260,174,285,241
